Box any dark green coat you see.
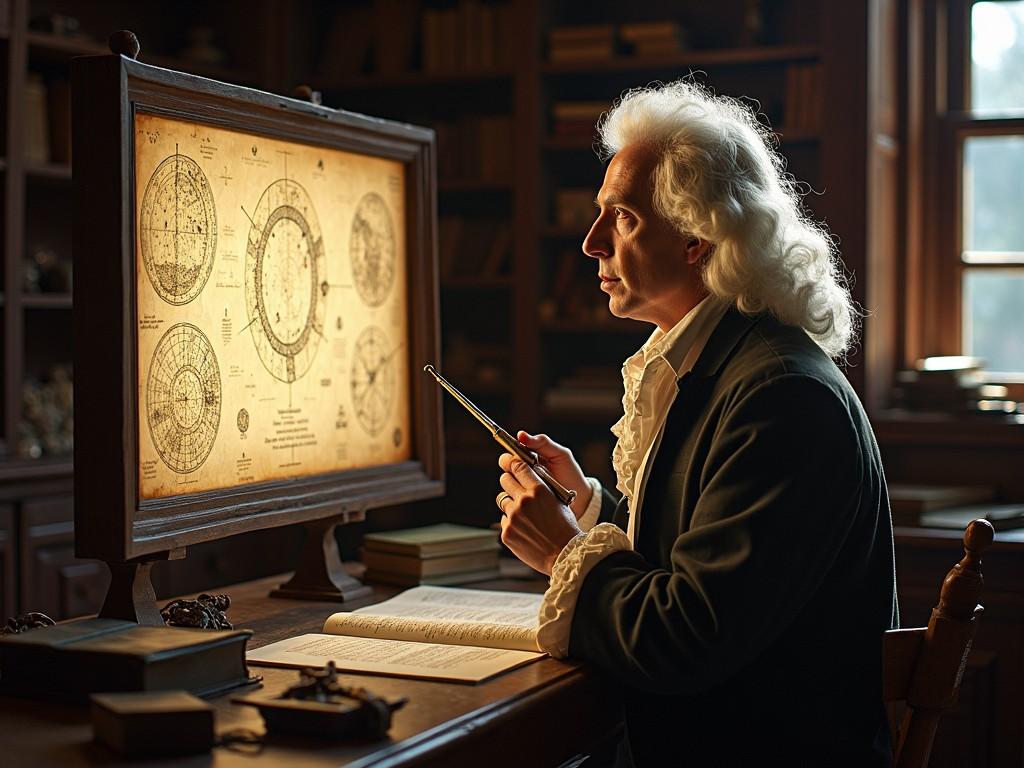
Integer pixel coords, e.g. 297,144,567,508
571,308,898,767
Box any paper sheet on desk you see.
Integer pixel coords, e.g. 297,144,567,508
246,634,545,684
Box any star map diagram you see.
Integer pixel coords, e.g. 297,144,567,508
350,325,398,436
244,171,327,384
140,148,217,305
350,192,396,308
146,322,222,474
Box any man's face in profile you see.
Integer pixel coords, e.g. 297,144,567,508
582,143,698,330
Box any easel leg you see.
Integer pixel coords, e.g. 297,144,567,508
99,561,163,625
270,513,371,602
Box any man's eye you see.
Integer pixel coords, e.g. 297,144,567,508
614,208,630,220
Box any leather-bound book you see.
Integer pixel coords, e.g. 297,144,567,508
0,618,254,701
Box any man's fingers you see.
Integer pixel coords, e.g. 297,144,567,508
499,472,521,496
502,455,543,488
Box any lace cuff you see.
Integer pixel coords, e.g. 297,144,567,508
536,522,631,658
576,477,604,532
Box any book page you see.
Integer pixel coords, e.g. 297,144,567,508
322,586,544,651
246,633,544,684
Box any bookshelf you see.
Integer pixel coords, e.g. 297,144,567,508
0,0,293,621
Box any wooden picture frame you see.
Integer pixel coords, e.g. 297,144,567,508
71,41,443,618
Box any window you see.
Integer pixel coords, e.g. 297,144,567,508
948,1,1024,378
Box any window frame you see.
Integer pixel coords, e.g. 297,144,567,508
906,0,1024,394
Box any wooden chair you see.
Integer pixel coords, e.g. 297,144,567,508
883,518,994,768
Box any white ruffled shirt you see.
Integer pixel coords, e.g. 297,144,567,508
536,297,731,657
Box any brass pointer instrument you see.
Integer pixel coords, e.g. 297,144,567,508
423,365,577,507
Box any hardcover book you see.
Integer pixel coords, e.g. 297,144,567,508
0,619,254,700
362,523,499,558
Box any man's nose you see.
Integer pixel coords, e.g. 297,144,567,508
582,216,608,259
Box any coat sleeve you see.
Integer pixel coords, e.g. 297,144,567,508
567,373,867,694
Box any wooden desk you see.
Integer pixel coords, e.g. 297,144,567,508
0,565,622,767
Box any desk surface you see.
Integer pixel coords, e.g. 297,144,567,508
0,563,621,767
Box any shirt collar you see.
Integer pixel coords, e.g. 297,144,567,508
633,296,731,378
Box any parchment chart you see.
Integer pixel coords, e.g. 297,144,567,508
135,112,412,500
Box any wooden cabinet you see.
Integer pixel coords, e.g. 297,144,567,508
19,494,107,619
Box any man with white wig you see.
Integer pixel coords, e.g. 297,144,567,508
494,81,898,766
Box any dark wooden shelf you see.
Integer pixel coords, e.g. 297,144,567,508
542,225,588,240
442,275,515,289
27,32,256,85
27,31,106,58
542,404,620,422
324,69,514,90
24,162,71,181
439,179,514,192
21,293,73,309
0,454,73,483
543,44,820,74
542,317,649,334
873,409,1024,447
543,135,597,151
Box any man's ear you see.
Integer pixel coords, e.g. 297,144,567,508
684,237,713,265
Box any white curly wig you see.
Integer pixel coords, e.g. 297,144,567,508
596,79,858,359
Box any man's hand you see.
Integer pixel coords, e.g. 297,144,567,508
516,431,593,520
497,452,582,576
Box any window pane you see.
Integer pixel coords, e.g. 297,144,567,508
962,135,1024,253
971,1,1024,111
963,269,1024,373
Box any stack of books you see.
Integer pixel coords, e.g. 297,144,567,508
894,356,1017,414
361,523,501,587
550,101,606,140
620,21,687,57
548,25,616,63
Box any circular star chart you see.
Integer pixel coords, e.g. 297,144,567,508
245,178,326,383
146,323,222,474
350,326,397,436
140,151,217,305
350,192,396,308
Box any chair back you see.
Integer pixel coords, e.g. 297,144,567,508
883,518,994,768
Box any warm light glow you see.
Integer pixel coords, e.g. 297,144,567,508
973,2,1019,69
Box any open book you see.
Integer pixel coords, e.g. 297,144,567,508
246,586,546,683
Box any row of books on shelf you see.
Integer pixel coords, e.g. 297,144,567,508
783,63,823,136
543,366,623,415
360,523,502,587
318,0,517,78
548,21,689,63
438,215,511,279
23,74,72,165
550,101,606,141
432,115,515,185
421,0,518,73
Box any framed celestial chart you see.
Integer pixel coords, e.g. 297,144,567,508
72,34,443,619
